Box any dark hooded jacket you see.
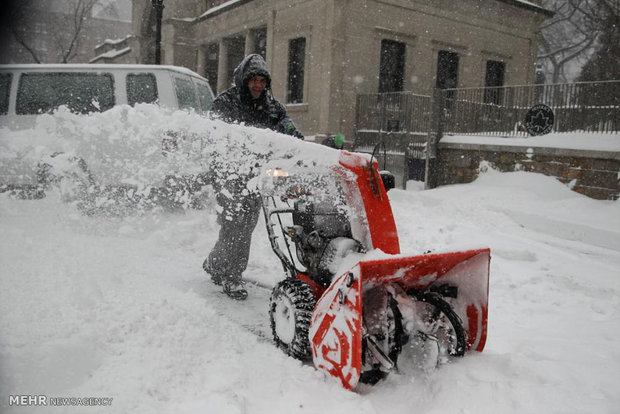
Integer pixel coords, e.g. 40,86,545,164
212,54,303,139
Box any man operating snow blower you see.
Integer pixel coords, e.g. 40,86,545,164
203,54,304,300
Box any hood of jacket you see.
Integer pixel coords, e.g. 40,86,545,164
232,54,272,100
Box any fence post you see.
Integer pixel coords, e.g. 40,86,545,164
425,88,445,189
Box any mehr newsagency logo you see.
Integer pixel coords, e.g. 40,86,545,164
9,395,113,407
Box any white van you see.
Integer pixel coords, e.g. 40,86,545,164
0,64,215,207
0,64,214,130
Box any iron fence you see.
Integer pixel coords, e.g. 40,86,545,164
354,92,431,158
353,81,619,188
442,80,620,136
354,80,619,142
355,92,431,134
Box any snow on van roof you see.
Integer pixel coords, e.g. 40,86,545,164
0,63,206,81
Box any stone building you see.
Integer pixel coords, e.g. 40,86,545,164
126,0,552,141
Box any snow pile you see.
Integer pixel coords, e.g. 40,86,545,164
1,105,341,214
0,104,339,185
1,109,619,413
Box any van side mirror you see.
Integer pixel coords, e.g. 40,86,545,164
380,171,395,191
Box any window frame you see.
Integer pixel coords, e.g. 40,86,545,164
287,37,307,104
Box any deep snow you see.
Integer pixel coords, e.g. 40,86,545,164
1,107,619,413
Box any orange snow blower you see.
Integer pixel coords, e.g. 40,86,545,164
261,150,490,390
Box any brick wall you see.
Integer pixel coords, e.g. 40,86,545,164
436,142,620,200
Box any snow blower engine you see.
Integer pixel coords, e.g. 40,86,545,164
260,151,490,390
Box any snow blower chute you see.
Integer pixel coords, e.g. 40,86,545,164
261,151,490,390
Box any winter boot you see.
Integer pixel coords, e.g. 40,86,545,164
223,280,248,301
202,258,222,286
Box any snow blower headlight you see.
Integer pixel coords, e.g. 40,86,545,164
265,168,290,177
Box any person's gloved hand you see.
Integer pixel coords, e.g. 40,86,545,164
278,117,304,140
321,133,345,149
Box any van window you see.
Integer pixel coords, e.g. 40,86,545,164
174,77,198,111
195,81,213,112
16,72,115,115
0,73,11,115
127,73,158,106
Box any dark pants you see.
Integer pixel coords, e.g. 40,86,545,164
206,191,261,284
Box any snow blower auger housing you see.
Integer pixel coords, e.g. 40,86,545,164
261,151,490,390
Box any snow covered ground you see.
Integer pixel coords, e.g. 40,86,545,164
442,131,620,152
1,107,619,413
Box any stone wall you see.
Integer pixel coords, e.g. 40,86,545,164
436,142,620,200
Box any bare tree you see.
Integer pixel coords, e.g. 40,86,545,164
7,0,100,63
578,0,620,84
537,0,603,83
58,0,100,63
6,0,42,63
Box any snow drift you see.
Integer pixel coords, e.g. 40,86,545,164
1,106,619,413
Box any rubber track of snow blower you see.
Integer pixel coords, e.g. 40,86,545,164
269,278,316,360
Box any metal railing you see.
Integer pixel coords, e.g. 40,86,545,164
354,92,431,158
355,80,619,142
354,81,619,189
355,92,431,134
442,80,620,136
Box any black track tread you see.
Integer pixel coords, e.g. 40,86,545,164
269,278,316,360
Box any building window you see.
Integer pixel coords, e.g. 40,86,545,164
379,39,406,93
226,36,246,87
484,60,506,104
287,37,306,104
205,43,219,93
436,51,459,90
254,28,267,59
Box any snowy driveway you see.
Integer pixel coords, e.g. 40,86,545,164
2,167,619,413
1,107,619,413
